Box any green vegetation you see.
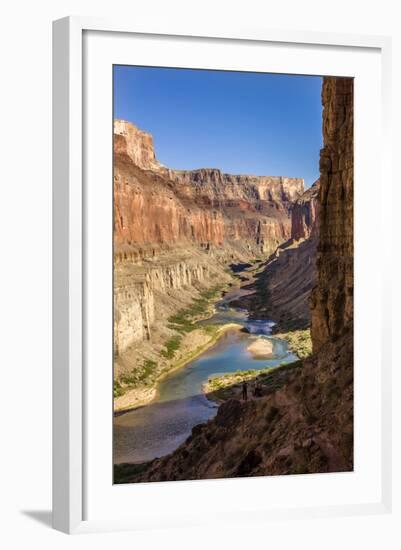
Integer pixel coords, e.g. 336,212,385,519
114,359,158,396
113,380,124,398
201,324,219,336
115,285,228,400
204,360,303,403
161,335,182,359
141,359,158,380
206,368,263,392
275,329,312,359
224,267,243,281
162,286,227,359
167,285,224,333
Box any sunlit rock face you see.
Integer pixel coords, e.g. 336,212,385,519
114,119,163,172
113,155,226,251
113,252,218,355
291,180,320,241
167,168,304,203
113,119,304,355
113,119,303,256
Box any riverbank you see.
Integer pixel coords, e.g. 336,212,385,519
113,359,304,481
273,328,312,359
114,322,242,413
203,360,302,404
113,263,306,416
113,286,299,465
113,281,239,410
201,328,308,404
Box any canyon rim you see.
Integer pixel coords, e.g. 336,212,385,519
112,67,353,483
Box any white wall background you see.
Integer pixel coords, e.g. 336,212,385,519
0,0,399,547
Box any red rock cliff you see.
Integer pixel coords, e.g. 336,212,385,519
114,120,304,258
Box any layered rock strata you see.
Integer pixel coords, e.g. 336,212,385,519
114,120,304,360
291,180,319,240
310,77,354,352
126,76,354,482
237,181,319,329
114,248,227,359
114,120,303,256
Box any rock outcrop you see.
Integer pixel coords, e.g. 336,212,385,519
237,181,319,330
114,119,163,172
169,168,303,203
310,77,354,352
114,120,303,256
126,76,354,482
114,155,226,252
132,330,352,481
114,248,225,358
291,179,319,240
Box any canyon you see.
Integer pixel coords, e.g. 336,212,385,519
238,178,319,330
113,119,307,395
117,75,354,481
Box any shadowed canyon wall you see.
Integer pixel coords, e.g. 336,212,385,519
310,77,354,352
242,180,319,329
129,76,354,482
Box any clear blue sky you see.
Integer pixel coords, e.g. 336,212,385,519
114,66,322,187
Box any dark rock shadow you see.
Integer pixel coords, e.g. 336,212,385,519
228,262,252,273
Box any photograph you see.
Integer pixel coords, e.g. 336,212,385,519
1,0,396,543
112,66,354,484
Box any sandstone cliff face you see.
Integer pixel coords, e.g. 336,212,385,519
114,119,163,172
114,250,221,356
310,78,353,352
114,279,154,355
114,120,303,256
114,154,226,251
128,76,354,482
291,179,319,240
114,120,304,357
168,168,303,203
239,181,319,330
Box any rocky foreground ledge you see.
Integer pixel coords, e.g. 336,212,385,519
114,326,352,483
203,360,302,404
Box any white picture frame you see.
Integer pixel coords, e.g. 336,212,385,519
52,16,392,534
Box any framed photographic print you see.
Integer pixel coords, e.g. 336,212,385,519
52,17,392,533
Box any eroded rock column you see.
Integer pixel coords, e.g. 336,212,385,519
311,77,354,351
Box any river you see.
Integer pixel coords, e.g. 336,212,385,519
113,280,297,465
